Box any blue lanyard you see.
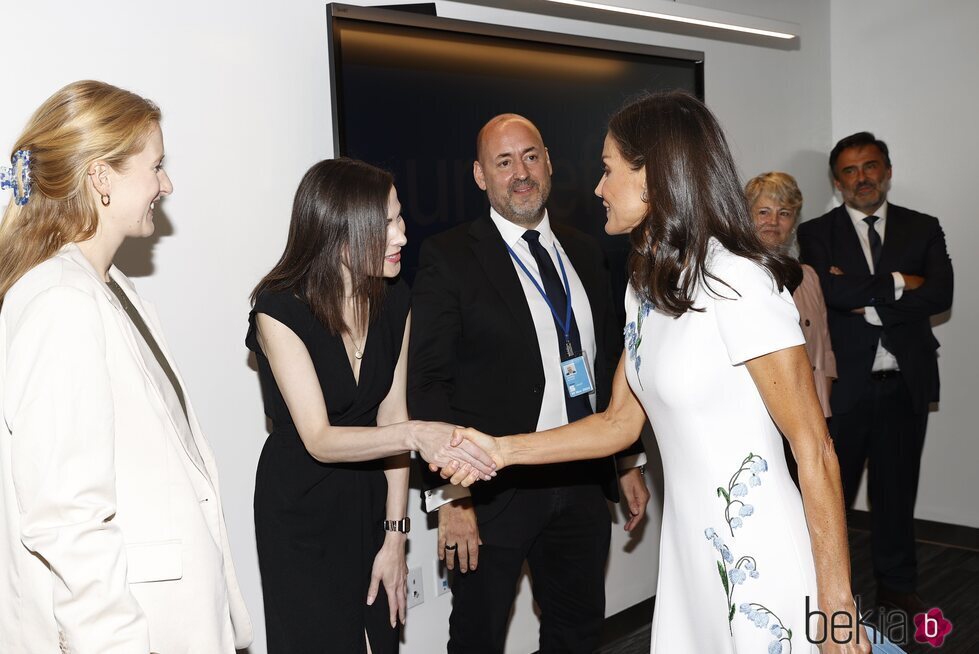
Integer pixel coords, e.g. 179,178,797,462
504,240,574,356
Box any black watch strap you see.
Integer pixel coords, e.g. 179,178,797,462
382,517,411,534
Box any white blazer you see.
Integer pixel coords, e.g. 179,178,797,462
0,244,252,653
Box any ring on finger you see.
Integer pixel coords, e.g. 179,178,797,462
444,543,458,551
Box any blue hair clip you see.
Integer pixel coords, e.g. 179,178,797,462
0,149,32,206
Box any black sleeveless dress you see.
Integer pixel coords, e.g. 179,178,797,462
246,280,410,653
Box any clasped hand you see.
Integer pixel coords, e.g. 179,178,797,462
416,425,503,487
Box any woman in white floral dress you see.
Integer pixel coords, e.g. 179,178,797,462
446,92,876,654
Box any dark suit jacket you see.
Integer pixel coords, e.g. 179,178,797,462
797,203,953,415
407,215,642,524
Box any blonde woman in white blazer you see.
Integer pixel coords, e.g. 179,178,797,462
0,81,252,653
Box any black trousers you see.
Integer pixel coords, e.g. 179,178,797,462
829,372,928,593
447,484,612,654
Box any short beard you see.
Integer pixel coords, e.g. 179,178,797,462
847,191,884,213
497,203,546,227
846,179,889,213
489,181,551,227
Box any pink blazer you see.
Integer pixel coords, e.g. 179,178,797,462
794,264,837,417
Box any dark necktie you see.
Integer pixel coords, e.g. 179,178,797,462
863,215,894,352
521,230,593,423
864,215,882,271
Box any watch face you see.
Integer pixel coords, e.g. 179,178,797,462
384,518,410,533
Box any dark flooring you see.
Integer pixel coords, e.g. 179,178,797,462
593,511,979,654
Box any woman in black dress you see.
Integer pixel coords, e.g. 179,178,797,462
246,158,494,653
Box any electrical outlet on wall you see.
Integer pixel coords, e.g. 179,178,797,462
434,563,451,596
407,567,424,608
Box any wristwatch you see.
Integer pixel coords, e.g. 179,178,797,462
382,517,411,534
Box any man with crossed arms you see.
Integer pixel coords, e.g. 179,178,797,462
798,131,953,616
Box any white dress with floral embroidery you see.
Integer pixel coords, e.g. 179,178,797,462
625,239,819,654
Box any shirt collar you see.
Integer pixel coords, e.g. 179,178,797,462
845,200,889,228
489,207,555,249
55,242,127,307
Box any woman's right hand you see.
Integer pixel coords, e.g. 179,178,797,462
815,599,871,654
411,421,497,483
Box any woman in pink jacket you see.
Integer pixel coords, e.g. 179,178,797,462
746,171,837,417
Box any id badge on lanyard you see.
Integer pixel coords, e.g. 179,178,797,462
561,345,595,398
505,239,596,398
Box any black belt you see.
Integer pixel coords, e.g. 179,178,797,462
870,370,901,381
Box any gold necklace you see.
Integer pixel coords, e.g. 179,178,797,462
343,297,367,360
345,330,365,360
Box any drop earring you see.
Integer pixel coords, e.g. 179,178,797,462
100,194,111,207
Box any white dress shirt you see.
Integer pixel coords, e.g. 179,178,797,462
844,202,903,372
424,210,644,511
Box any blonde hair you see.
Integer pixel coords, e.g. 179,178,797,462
0,80,161,300
744,171,803,220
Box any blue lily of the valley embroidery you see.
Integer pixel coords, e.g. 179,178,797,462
706,453,794,649
716,452,768,537
739,603,793,654
624,298,653,388
705,528,760,634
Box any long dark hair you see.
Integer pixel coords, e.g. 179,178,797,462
609,91,800,317
251,158,393,335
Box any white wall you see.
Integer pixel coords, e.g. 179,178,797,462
2,1,840,652
830,1,979,528
2,3,333,653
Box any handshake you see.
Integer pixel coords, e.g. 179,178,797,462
410,422,504,487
